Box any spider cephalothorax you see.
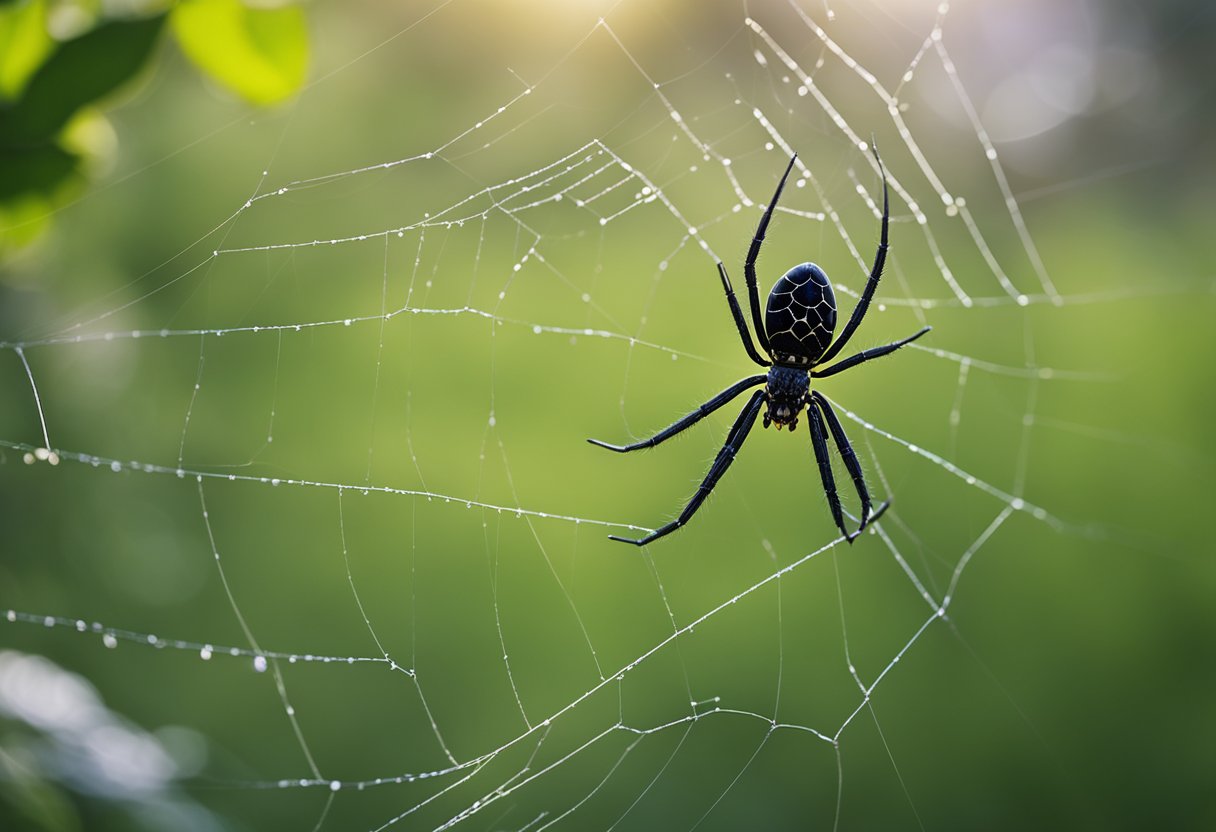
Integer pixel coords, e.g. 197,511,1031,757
763,365,809,430
590,147,930,546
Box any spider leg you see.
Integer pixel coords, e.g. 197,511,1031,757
807,398,853,542
717,263,771,366
609,389,766,545
588,374,766,452
744,154,799,358
816,144,889,366
811,391,879,536
811,326,930,380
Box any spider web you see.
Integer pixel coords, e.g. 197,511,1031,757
0,1,1201,830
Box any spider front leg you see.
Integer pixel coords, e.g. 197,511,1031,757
811,392,890,537
810,392,871,529
807,400,853,542
807,395,890,542
609,389,766,546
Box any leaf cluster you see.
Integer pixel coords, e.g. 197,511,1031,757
0,0,308,253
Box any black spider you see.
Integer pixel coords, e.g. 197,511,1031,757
590,147,930,546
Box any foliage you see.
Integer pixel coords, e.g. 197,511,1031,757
0,0,309,255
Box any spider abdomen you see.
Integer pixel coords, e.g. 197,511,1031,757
765,263,837,365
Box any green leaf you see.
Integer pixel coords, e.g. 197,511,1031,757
0,14,165,144
0,0,52,100
171,0,308,106
0,142,77,200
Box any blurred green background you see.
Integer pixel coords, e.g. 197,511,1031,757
1,0,1213,830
